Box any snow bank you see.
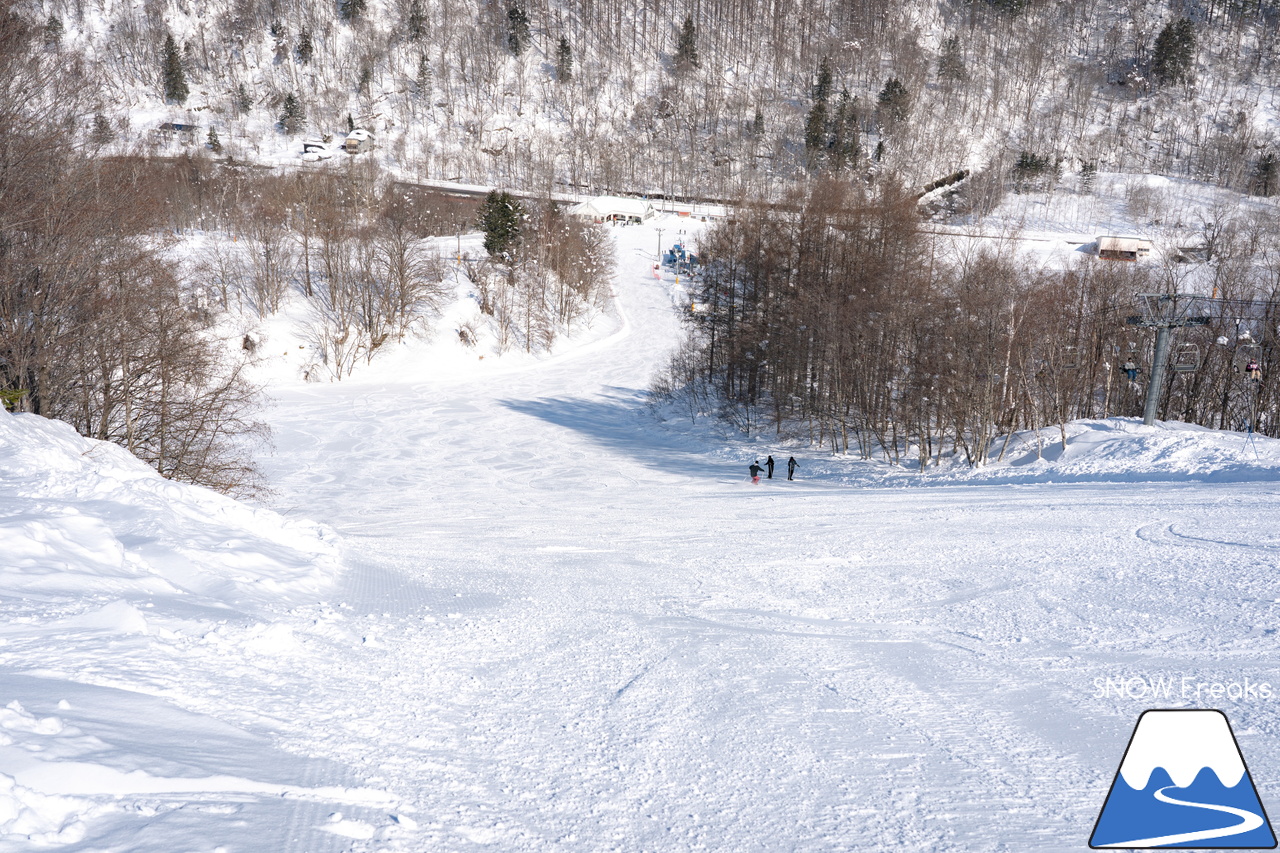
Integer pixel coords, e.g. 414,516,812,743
945,418,1280,485
0,408,340,606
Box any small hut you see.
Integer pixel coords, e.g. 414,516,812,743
344,128,374,154
1097,235,1152,261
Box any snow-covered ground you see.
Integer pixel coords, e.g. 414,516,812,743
4,216,1280,851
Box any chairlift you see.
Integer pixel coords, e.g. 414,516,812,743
1172,343,1200,373
1060,345,1080,370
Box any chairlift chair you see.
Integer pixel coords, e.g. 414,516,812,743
1172,343,1200,373
1060,345,1080,370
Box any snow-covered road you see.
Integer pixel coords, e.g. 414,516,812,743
4,219,1280,851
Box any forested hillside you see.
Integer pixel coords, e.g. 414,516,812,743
27,0,1280,200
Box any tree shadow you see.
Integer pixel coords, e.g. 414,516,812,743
499,389,747,481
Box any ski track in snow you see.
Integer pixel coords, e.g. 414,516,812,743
5,219,1280,850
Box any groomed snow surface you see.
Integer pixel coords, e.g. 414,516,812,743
4,217,1280,851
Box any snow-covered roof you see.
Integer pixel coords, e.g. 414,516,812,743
1098,235,1151,252
568,195,654,220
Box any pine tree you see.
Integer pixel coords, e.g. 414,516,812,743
507,3,530,56
235,83,252,115
338,0,367,22
751,108,764,136
296,28,313,64
479,190,523,261
207,127,222,153
675,15,699,71
877,77,910,125
1152,18,1195,85
43,15,63,49
90,113,115,146
804,58,832,160
162,33,189,104
804,99,828,155
555,36,573,82
279,92,304,134
408,0,427,40
938,36,965,83
415,54,432,95
831,90,859,170
811,56,832,105
1254,152,1276,197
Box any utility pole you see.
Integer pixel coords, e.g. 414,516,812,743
1127,293,1211,426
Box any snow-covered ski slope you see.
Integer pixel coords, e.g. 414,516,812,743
5,216,1280,851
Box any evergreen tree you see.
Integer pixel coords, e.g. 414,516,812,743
408,1,427,40
804,58,832,160
235,83,252,115
358,62,373,95
162,33,189,104
415,54,432,95
751,108,764,136
269,20,285,39
296,28,313,64
339,0,367,22
831,90,859,170
811,56,832,104
279,92,304,134
555,35,573,82
479,190,523,261
675,15,699,71
1254,152,1276,197
43,15,63,49
1152,18,1195,85
207,127,222,153
90,113,115,146
938,36,965,83
804,99,828,155
877,77,910,125
507,3,531,56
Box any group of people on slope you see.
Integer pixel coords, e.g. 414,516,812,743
749,455,797,483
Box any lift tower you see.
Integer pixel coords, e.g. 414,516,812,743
1126,293,1211,426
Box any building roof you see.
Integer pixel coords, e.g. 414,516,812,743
1098,235,1151,252
568,195,653,219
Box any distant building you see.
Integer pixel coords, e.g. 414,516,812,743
567,195,654,224
1097,235,1152,261
344,128,374,154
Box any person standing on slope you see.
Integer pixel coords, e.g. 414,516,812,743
749,461,764,484
766,455,775,479
787,456,798,480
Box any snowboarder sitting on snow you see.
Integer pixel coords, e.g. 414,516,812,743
748,461,764,483
766,455,775,479
787,456,797,480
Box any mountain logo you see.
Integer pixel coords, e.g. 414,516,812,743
1091,709,1276,849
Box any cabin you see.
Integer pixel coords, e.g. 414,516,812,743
156,122,199,142
344,128,374,154
1097,235,1152,261
567,195,655,224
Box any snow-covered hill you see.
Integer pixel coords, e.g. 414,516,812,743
5,219,1280,850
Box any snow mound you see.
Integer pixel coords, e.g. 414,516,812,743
961,419,1280,485
0,409,340,605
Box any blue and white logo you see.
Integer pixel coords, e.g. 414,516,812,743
1091,709,1276,849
